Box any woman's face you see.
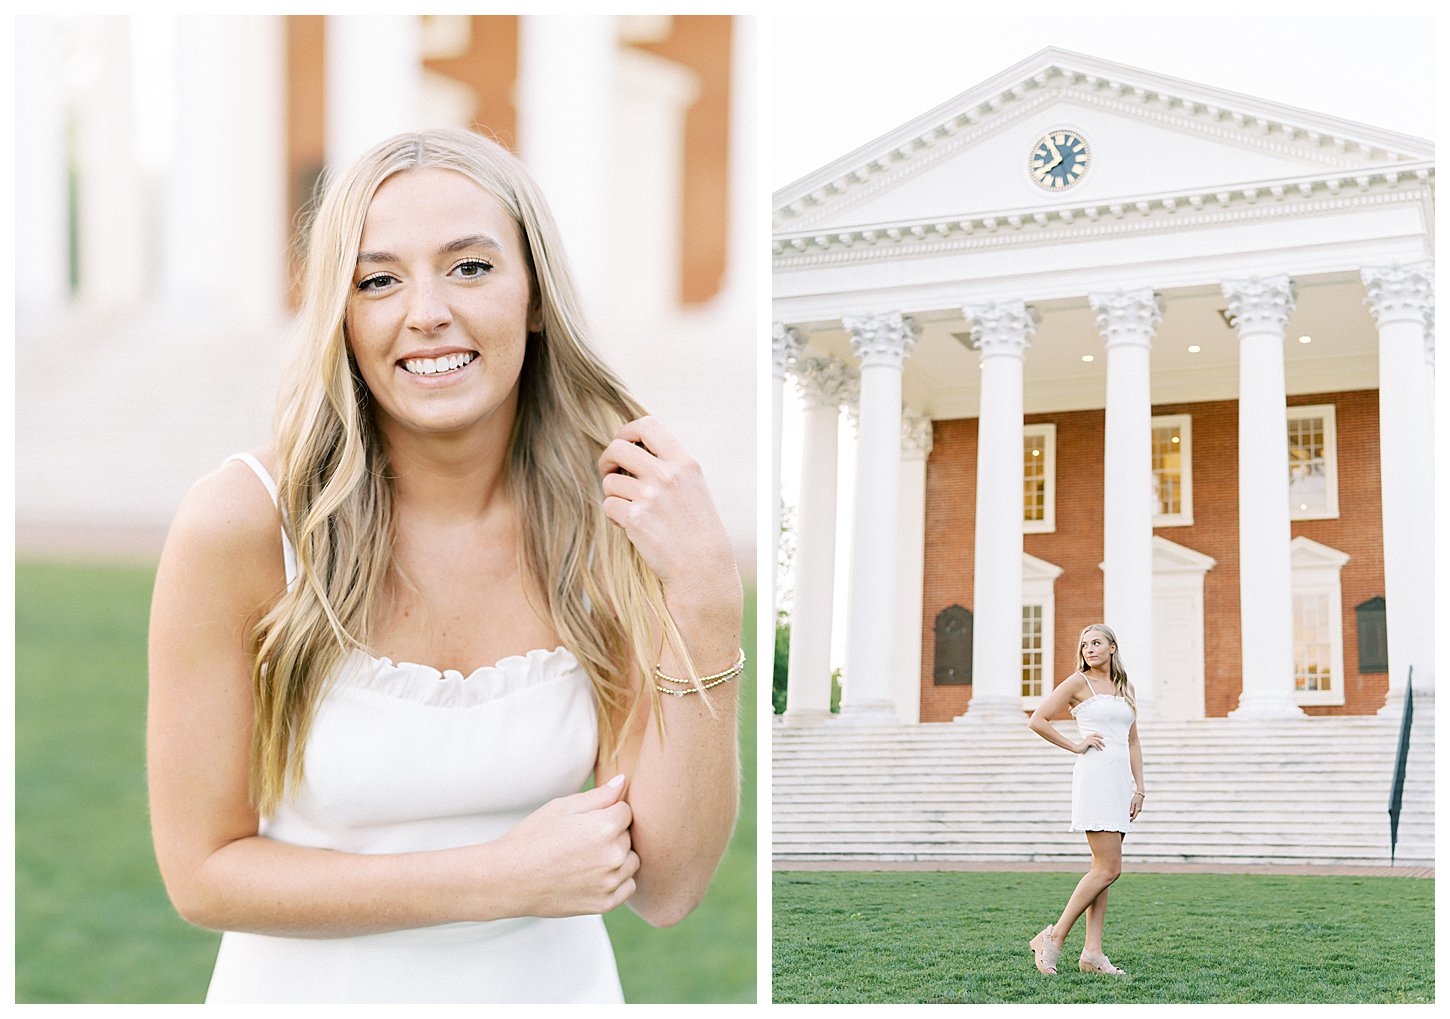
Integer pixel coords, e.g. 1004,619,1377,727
1080,630,1114,670
345,167,540,441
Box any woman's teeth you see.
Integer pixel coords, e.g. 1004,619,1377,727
402,352,477,376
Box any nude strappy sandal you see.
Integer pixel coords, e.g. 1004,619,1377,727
1078,952,1125,975
1029,926,1061,975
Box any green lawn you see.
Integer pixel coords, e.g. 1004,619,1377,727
773,870,1433,1004
15,559,756,1003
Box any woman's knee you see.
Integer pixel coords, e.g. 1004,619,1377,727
1091,859,1122,884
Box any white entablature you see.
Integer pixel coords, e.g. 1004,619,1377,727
774,47,1433,236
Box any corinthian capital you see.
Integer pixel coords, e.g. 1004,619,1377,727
1222,276,1296,334
1089,289,1164,350
902,411,934,460
842,311,920,369
772,322,805,377
1362,261,1434,328
963,301,1037,359
792,355,857,410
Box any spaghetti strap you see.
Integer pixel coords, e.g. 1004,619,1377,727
226,453,298,590
1081,671,1102,698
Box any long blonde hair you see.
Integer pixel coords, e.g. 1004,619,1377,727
249,128,688,814
1076,623,1135,714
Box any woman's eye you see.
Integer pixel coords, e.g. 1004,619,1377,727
453,259,493,279
357,274,396,291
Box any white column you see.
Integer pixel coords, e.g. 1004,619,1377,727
1223,276,1305,719
1363,263,1436,710
784,356,853,725
516,15,617,314
773,324,804,575
164,16,287,322
894,412,933,724
1091,289,1163,718
957,302,1036,724
840,312,920,721
326,15,423,169
14,17,72,314
72,18,147,310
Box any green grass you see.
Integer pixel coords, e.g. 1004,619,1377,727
15,559,756,1003
773,870,1433,1003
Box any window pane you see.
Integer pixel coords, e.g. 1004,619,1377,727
1288,415,1328,514
1021,604,1044,697
1151,425,1182,515
1023,434,1046,522
1293,592,1332,691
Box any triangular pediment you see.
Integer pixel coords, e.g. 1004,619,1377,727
775,48,1433,234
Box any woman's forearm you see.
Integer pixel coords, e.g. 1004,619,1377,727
625,576,742,928
1129,736,1145,792
1028,712,1079,753
170,836,510,938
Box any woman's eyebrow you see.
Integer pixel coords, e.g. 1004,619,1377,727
355,235,503,267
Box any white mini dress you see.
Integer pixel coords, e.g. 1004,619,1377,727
204,454,623,1004
1068,675,1136,835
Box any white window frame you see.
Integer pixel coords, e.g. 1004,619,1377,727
1020,553,1064,710
1150,413,1193,527
1290,536,1349,707
1287,404,1339,521
1023,423,1056,534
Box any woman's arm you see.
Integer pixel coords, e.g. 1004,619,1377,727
148,461,638,936
1127,685,1145,819
1026,673,1101,754
599,417,742,928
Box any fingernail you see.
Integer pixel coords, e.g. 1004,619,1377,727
606,774,625,789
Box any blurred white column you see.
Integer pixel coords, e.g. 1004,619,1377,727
840,312,919,722
1363,263,1436,711
72,18,146,309
326,15,422,170
784,355,853,725
516,15,619,318
1091,288,1162,718
1223,276,1305,719
957,302,1036,725
164,16,286,321
14,17,72,314
772,323,804,572
894,412,933,724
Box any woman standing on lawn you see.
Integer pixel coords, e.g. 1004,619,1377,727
1025,623,1144,976
146,129,742,1003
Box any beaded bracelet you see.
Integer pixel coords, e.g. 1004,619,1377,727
654,648,746,698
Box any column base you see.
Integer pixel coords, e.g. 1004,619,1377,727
1227,695,1307,720
781,707,835,727
952,694,1028,726
835,699,900,725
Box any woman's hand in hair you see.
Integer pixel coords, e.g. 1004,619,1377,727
487,774,639,918
598,416,740,614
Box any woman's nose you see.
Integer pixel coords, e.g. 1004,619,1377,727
405,281,453,335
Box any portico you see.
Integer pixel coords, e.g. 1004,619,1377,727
773,49,1434,725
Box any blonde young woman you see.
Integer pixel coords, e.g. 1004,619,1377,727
1026,623,1145,976
146,129,742,1004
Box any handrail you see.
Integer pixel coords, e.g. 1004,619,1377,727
1388,666,1414,866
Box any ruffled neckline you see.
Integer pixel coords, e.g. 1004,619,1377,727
1070,693,1128,715
332,646,584,707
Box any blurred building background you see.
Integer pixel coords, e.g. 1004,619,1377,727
15,14,757,572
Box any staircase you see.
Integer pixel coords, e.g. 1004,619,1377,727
773,701,1434,867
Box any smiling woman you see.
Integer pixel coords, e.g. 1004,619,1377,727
145,129,743,1004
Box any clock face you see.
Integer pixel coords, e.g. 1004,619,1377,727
1030,129,1090,191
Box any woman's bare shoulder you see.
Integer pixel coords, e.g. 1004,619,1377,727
160,448,287,597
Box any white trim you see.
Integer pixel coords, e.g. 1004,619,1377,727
1023,422,1057,534
1289,536,1350,707
1150,413,1194,527
1020,552,1064,710
1287,403,1340,520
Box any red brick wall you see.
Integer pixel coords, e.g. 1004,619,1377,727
919,389,1386,721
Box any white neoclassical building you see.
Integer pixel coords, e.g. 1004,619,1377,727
773,48,1433,728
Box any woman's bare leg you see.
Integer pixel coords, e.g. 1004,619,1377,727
1082,885,1109,955
1049,831,1122,949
